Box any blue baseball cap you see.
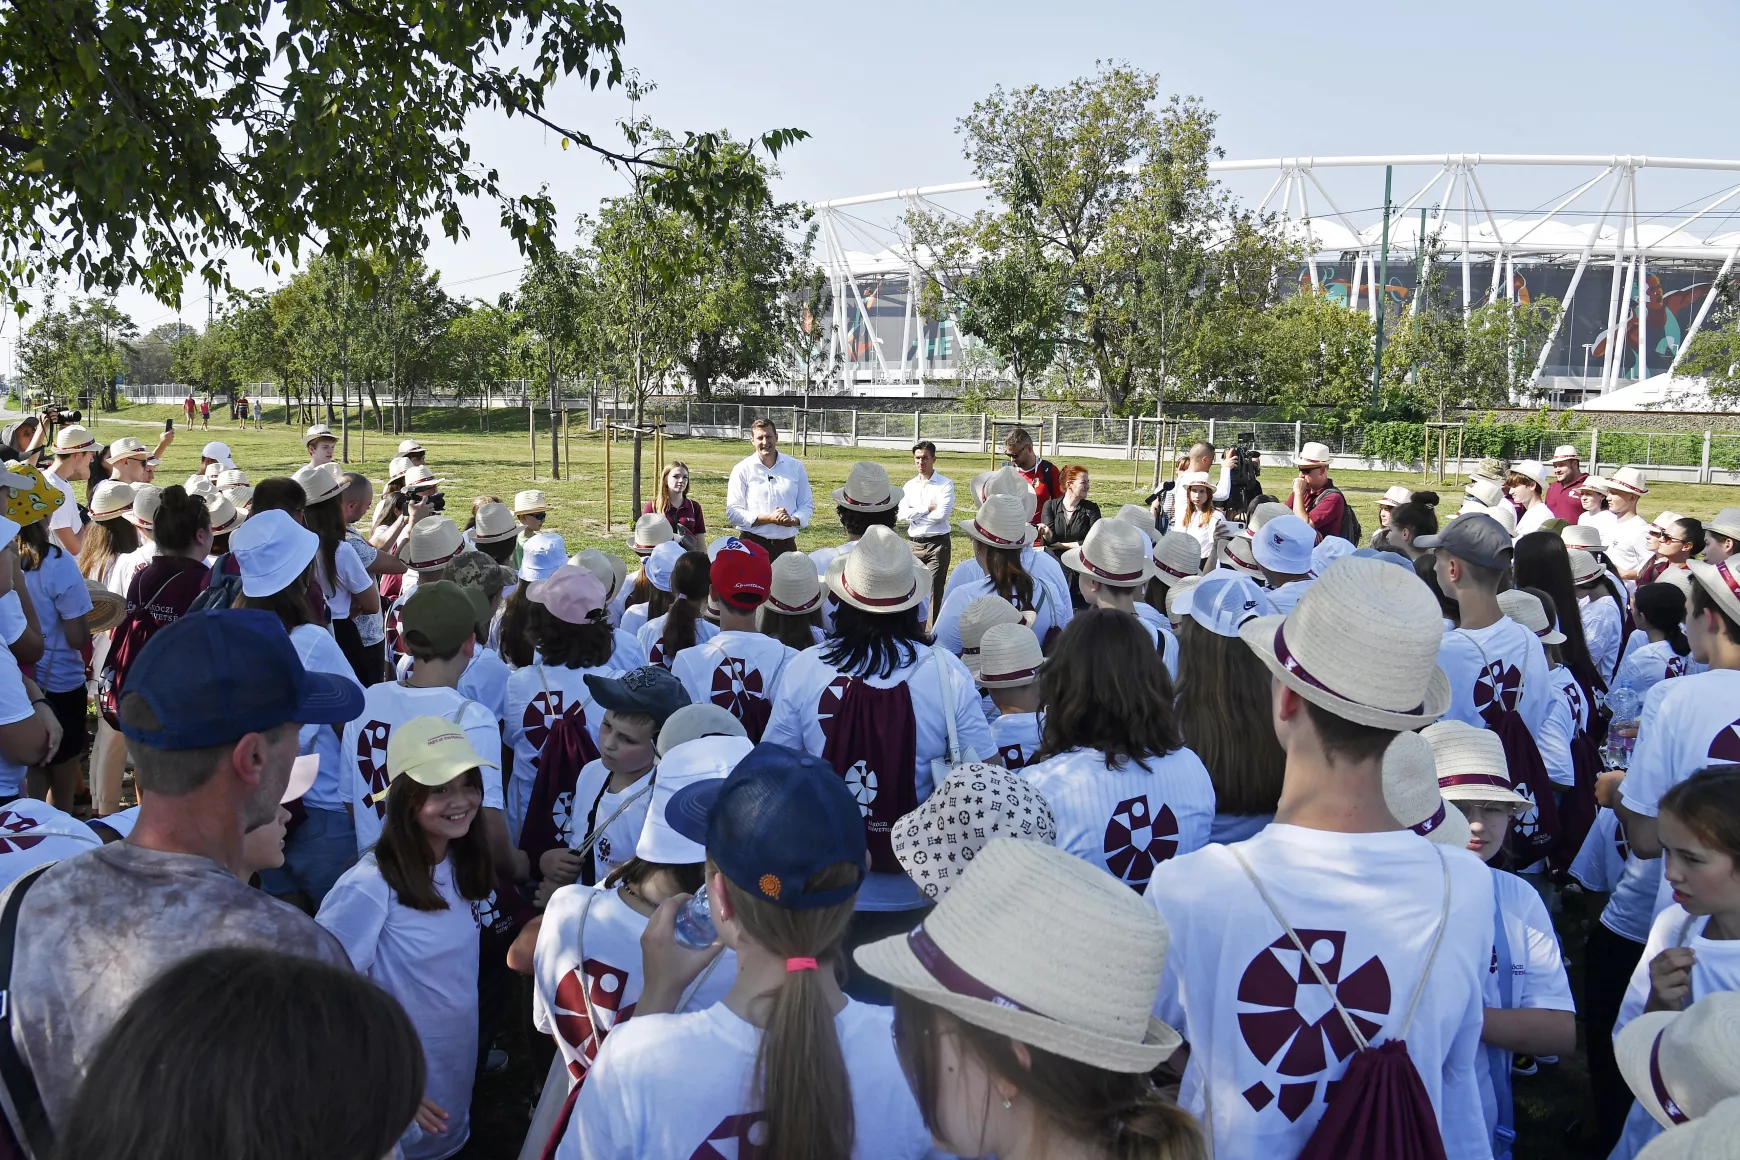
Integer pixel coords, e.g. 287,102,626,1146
119,610,365,750
667,742,866,910
584,666,691,730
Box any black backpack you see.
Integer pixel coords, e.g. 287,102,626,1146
1312,485,1362,546
186,553,242,614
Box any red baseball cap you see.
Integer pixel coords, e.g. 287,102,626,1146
710,537,772,610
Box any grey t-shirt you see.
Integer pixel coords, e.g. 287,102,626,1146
10,842,351,1124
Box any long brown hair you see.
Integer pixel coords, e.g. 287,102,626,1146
1033,609,1181,767
979,543,1035,611
498,583,537,668
1174,618,1284,816
16,520,57,573
1513,531,1604,700
716,858,860,1160
231,563,319,632
759,606,821,651
374,769,494,911
78,515,140,582
661,551,709,658
891,992,1204,1160
302,493,347,595
654,461,691,516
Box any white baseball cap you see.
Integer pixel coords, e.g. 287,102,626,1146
641,734,755,864
1180,572,1274,638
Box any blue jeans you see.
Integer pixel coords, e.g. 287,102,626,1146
260,807,356,905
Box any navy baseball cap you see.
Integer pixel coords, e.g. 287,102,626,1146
119,610,365,750
584,666,690,729
667,742,867,910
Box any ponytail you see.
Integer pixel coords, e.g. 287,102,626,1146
153,485,211,554
1635,582,1691,658
983,545,1036,611
661,551,709,659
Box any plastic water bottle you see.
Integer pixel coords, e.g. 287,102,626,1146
1604,682,1643,770
671,883,717,950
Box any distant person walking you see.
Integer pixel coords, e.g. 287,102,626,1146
724,418,811,560
198,398,210,429
183,395,196,424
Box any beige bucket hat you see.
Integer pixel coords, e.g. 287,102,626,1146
124,484,162,531
1551,444,1582,464
573,548,629,604
1607,466,1650,496
405,516,465,571
293,463,346,506
958,595,1035,675
1379,484,1414,508
630,511,676,556
1498,589,1565,644
891,765,1057,900
1423,720,1532,810
1689,559,1740,627
88,481,135,522
1382,732,1473,848
52,425,97,455
471,501,519,545
1568,548,1605,586
960,494,1038,550
980,466,1038,520
1063,519,1156,589
513,489,550,515
831,462,902,513
1296,441,1333,468
1634,1096,1740,1159
825,525,925,613
1561,523,1606,552
1619,992,1740,1133
1113,503,1158,546
765,551,823,615
1151,531,1203,588
975,622,1044,688
1239,555,1451,731
83,582,127,633
856,838,1182,1072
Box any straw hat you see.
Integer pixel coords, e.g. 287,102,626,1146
1497,589,1565,644
1656,566,1695,599
981,466,1038,521
573,548,629,604
1635,1097,1740,1159
1481,502,1518,537
1296,441,1333,468
1221,535,1267,580
856,838,1181,1072
1423,720,1533,810
825,525,925,613
975,623,1044,688
1708,509,1740,543
1509,459,1549,490
513,489,550,515
831,462,902,513
216,468,248,490
1465,478,1504,509
1113,503,1157,546
405,517,465,571
766,551,823,615
125,485,162,531
1063,519,1156,589
293,463,346,506
1246,501,1292,534
1689,560,1740,627
84,582,126,633
961,494,1038,550
1151,531,1203,588
1176,470,1212,492
1381,732,1473,848
225,484,255,512
205,493,243,537
397,438,425,457
1164,574,1202,619
302,423,336,448
51,425,97,455
1619,992,1740,1132
387,455,412,484
1562,523,1606,552
183,475,218,498
1240,556,1451,731
629,511,675,556
1551,444,1581,464
1251,514,1315,575
88,481,135,522
1570,476,1611,499
105,437,154,465
1608,466,1650,496
471,501,519,545
958,595,1034,675
1379,484,1414,508
1568,548,1605,586
402,465,446,491
890,765,1057,900
1651,510,1686,535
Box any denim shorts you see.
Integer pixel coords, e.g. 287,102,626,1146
259,806,357,905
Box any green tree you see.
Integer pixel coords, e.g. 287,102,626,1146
948,239,1065,420
444,302,517,429
1257,290,1377,422
17,295,136,409
1677,281,1740,404
507,247,588,474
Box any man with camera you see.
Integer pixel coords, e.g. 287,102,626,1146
1151,442,1233,532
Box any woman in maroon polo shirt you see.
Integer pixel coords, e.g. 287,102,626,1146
644,461,705,537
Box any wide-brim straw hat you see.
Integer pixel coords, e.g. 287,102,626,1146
206,494,243,537
1618,992,1740,1133
766,551,823,615
1062,519,1155,588
1607,466,1650,496
1239,555,1451,731
832,462,902,513
405,517,465,571
84,582,126,633
1464,478,1504,509
1689,560,1740,627
958,595,1035,675
1113,504,1157,546
1423,720,1532,809
302,423,336,448
89,481,135,522
1571,476,1612,498
630,511,675,556
1151,531,1203,588
513,489,550,515
1497,588,1565,644
1222,535,1267,580
1381,732,1473,848
856,838,1182,1072
975,622,1044,688
1562,524,1606,552
1296,441,1333,468
1634,1096,1740,1159
891,765,1057,900
124,485,162,530
1568,548,1605,586
472,501,519,545
1379,485,1414,508
1551,444,1582,464
1708,509,1740,542
573,548,629,604
825,525,926,614
981,466,1038,521
293,463,346,507
52,425,97,455
960,494,1037,551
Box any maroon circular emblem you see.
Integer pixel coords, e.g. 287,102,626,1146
690,1113,768,1159
553,959,635,1078
356,720,392,818
1473,659,1523,726
1708,717,1740,764
710,656,765,719
0,811,44,854
1102,795,1179,887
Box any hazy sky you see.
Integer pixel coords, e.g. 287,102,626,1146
10,0,1740,363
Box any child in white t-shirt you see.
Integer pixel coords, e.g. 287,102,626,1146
318,717,499,1160
670,539,791,742
977,623,1043,771
1617,582,1697,703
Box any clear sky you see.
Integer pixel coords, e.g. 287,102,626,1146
9,0,1740,366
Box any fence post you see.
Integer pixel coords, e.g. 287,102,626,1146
1207,418,1217,449
738,404,745,439
1126,416,1135,461
914,410,921,446
1050,413,1059,457
1703,431,1714,484
980,413,987,454
1294,421,1303,460
1590,428,1600,475
685,400,691,435
851,409,858,448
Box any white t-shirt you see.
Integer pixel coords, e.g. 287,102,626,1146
533,884,736,1095
46,471,80,536
1022,745,1215,891
933,574,1067,658
1582,594,1623,684
1179,509,1228,560
22,546,92,693
1616,639,1695,704
569,998,935,1160
317,854,481,1160
762,645,993,911
1145,826,1493,1160
318,540,374,621
944,546,1074,623
0,799,102,891
1581,508,1619,537
1266,577,1315,614
1513,501,1553,540
636,614,720,669
555,760,653,885
341,682,506,852
1478,867,1574,1142
112,541,158,597
988,710,1042,771
457,646,511,725
1570,808,1629,893
671,631,796,733
1608,512,1653,578
289,623,365,812
619,603,648,640
1550,665,1590,735
1438,619,1562,839
610,628,644,673
1132,602,1181,678
1538,666,1577,790
0,646,37,797
503,662,625,843
1620,669,1740,821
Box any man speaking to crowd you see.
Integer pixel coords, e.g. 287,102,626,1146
725,418,813,560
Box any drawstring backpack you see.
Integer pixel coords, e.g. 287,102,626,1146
1459,631,1561,864
516,667,605,880
1231,846,1453,1160
1488,886,1517,1159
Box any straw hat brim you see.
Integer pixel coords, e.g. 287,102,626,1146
823,554,926,614
514,504,552,515
1616,1010,1682,1130
960,518,1038,550
1419,803,1474,849
1060,546,1156,587
830,485,901,513
472,525,520,545
1437,781,1534,810
84,583,126,633
1239,613,1451,730
1541,628,1567,644
1689,561,1740,626
854,936,1181,1072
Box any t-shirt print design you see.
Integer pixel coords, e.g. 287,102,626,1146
1236,928,1393,1122
356,720,393,818
553,958,635,1077
711,656,766,720
1709,716,1740,763
1472,657,1522,726
1103,795,1178,888
0,811,46,853
691,1112,768,1159
525,687,584,770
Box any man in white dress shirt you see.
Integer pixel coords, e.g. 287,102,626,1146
724,418,812,560
897,440,955,631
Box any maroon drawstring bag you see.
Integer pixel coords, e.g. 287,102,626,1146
818,675,919,873
1462,632,1561,863
1232,847,1452,1160
1551,729,1602,878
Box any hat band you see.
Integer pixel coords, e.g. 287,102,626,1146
1410,800,1448,837
1155,558,1194,581
1712,561,1740,603
413,544,463,570
766,593,819,614
1439,772,1515,793
1650,1030,1690,1125
971,521,1025,547
960,645,980,656
908,924,1042,1016
840,572,918,608
1273,624,1427,717
980,664,1040,684
1077,550,1144,583
96,502,134,518
842,490,890,508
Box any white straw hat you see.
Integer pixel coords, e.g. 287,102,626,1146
1651,510,1685,535
1063,519,1156,589
105,436,154,465
1568,548,1605,586
124,484,162,530
1618,992,1740,1133
89,481,135,522
302,423,336,448
958,595,1034,675
826,525,925,613
981,466,1038,521
1423,720,1533,810
1562,523,1606,552
1240,555,1451,730
1571,476,1611,498
402,464,446,491
216,468,248,490
1509,459,1549,489
1689,559,1740,627
1251,514,1315,575
225,484,254,511
231,510,319,598
1221,535,1267,581
206,493,243,537
831,462,902,513
183,473,215,494
1151,531,1204,588
1464,478,1504,509
1176,470,1212,491
1497,589,1565,644
891,765,1057,900
573,548,628,603
1481,502,1518,537
387,455,411,483
1379,484,1414,508
1708,509,1740,542
51,425,97,455
518,532,567,582
513,489,550,515
637,734,753,863
397,438,425,457
644,539,684,593
765,551,823,615
471,502,519,545
405,517,465,571
1296,441,1333,468
1181,572,1273,638
629,511,675,556
1551,444,1581,463
856,838,1182,1072
1113,503,1157,546
1635,1096,1740,1159
1381,732,1473,848
961,494,1038,550
1607,466,1650,496
1246,501,1292,535
1164,574,1202,619
293,463,346,506
975,622,1044,688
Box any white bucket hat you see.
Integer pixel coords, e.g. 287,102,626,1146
638,734,754,864
89,481,135,522
1381,731,1473,848
1296,441,1333,468
1423,720,1533,810
302,423,336,448
1062,519,1155,589
206,493,243,537
961,494,1038,550
1618,992,1740,1133
1689,559,1740,627
890,765,1057,901
766,551,823,615
981,466,1038,521
1497,589,1565,644
573,548,628,603
1221,534,1267,581
1378,484,1414,508
1181,572,1273,638
513,489,550,515
1113,503,1157,546
630,511,675,556
1562,523,1606,552
518,532,567,582
1568,548,1605,586
1464,478,1504,509
125,484,162,531
644,539,685,593
471,502,519,545
293,463,346,506
1240,555,1452,730
1152,531,1204,588
1551,444,1581,464
1251,513,1315,575
975,622,1044,688
231,509,319,598
825,525,925,613
957,595,1034,675
1607,466,1650,496
1310,535,1355,576
405,516,465,571
1509,459,1549,490
831,462,902,513
856,838,1181,1072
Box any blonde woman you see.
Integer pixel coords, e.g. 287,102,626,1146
645,461,705,537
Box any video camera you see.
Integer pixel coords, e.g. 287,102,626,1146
1224,432,1264,519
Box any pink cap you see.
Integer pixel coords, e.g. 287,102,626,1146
526,564,609,625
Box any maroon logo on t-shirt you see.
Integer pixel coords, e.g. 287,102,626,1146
524,689,583,770
690,1112,768,1159
1615,817,1631,862
356,720,393,818
1562,681,1584,726
1102,796,1178,887
996,743,1028,771
1236,929,1393,1122
552,790,574,846
1473,659,1523,726
648,640,671,670
710,656,766,718
471,891,501,932
0,811,45,853
1707,718,1740,763
552,959,635,1078
1665,656,1689,680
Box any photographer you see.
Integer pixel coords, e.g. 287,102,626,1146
1150,441,1232,533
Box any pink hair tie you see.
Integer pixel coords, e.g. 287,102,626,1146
785,957,819,973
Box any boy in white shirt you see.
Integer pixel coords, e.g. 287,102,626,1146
671,537,792,742
1144,556,1493,1160
977,623,1044,770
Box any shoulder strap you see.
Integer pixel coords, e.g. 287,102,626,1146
930,645,961,767
1400,848,1454,1037
571,888,605,1057
448,698,475,726
0,863,55,1159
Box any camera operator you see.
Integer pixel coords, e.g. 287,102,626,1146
377,464,446,560
1148,442,1231,534
0,416,48,465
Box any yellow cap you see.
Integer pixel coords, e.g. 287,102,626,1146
374,716,497,804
